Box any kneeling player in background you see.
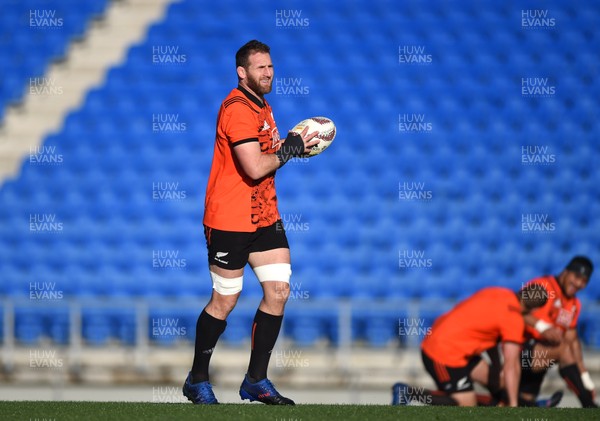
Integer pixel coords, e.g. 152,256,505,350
517,256,596,407
392,284,548,407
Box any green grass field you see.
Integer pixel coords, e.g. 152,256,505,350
0,402,597,421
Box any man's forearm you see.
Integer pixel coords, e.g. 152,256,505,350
504,361,521,407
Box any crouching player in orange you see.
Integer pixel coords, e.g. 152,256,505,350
392,284,548,407
518,256,598,408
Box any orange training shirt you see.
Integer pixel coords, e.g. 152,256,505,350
421,287,525,367
522,275,581,341
204,86,282,232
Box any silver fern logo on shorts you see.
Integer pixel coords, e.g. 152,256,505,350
214,252,229,265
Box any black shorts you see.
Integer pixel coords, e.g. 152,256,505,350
204,220,289,270
422,349,481,394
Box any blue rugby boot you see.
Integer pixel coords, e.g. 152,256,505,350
239,374,295,405
183,372,219,404
391,382,410,405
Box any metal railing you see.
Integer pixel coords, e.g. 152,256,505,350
2,296,599,371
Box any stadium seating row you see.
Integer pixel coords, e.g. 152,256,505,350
6,301,600,348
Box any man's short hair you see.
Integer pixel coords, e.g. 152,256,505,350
519,283,549,310
236,40,271,69
565,255,594,281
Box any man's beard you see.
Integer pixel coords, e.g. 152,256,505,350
247,74,272,96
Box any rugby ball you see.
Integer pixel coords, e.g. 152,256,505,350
290,116,336,157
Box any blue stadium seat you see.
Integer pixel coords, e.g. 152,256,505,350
285,304,337,346
46,307,70,344
363,308,401,348
286,314,324,347
579,308,600,348
220,305,255,346
148,306,193,345
15,307,47,344
82,321,111,346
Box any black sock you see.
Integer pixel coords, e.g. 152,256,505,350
401,386,458,406
519,364,548,398
482,364,505,406
247,309,283,382
190,309,227,383
559,364,598,408
518,396,537,407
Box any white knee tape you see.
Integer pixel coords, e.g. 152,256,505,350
253,263,292,283
210,271,243,295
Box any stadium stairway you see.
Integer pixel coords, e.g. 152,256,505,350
0,0,173,182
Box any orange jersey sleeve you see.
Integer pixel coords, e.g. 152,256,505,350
222,97,261,145
524,275,581,340
421,287,525,367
